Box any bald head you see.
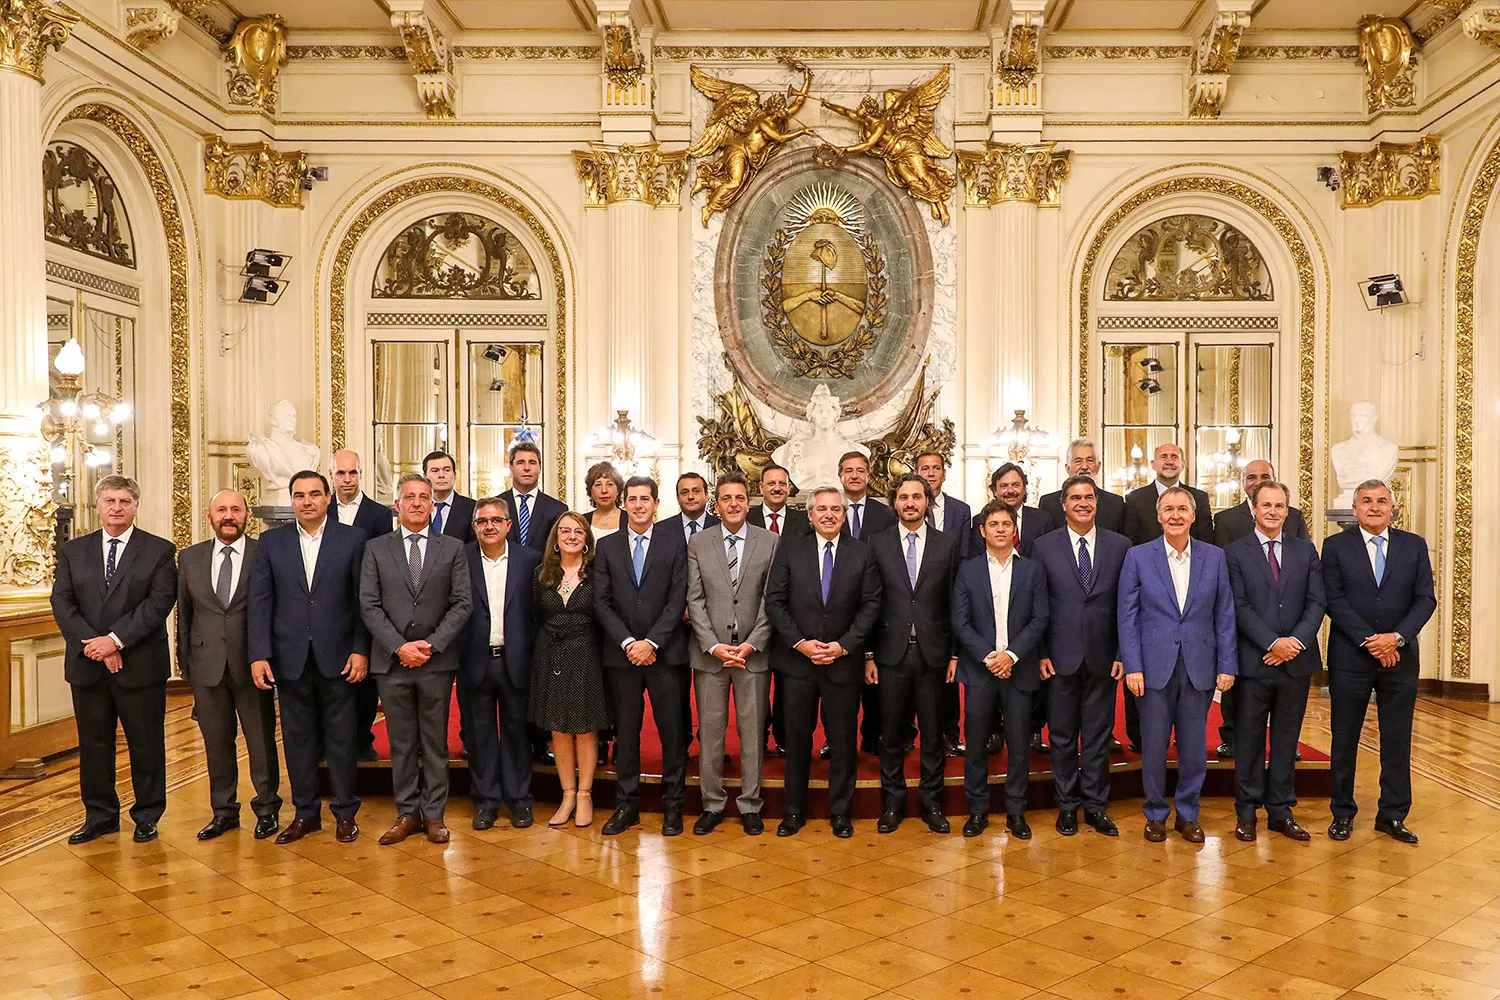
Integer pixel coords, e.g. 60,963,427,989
331,449,363,503
206,489,248,544
1242,459,1275,499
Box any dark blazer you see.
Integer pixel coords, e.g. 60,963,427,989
1213,501,1310,547
844,496,895,541
1225,532,1326,680
359,528,473,674
932,493,974,560
500,488,568,553
1321,526,1436,676
971,504,1056,559
763,532,882,684
1031,526,1132,677
247,518,370,681
52,528,178,688
593,523,690,667
433,492,476,546
869,524,958,669
1039,486,1126,536
1118,539,1237,691
1123,483,1214,545
176,537,259,688
747,504,809,537
347,493,395,539
951,552,1049,691
460,541,541,691
673,511,721,543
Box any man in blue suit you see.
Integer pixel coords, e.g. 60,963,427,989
1225,480,1325,843
952,501,1049,840
1118,485,1237,843
1032,475,1130,837
461,498,540,831
916,451,971,756
248,470,370,845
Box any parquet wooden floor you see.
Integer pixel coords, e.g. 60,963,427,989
2,692,1499,1000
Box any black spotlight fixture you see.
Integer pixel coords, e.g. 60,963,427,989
1359,273,1407,310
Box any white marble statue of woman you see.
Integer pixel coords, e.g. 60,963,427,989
246,399,321,504
1330,400,1398,507
771,384,868,494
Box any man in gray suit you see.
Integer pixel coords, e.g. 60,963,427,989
360,473,473,846
686,472,777,836
177,489,282,841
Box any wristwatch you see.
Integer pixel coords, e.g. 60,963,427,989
1395,635,1406,648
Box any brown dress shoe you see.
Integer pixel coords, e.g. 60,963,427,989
335,817,360,843
1143,819,1167,842
1234,819,1257,842
1268,817,1311,841
425,819,451,844
1174,818,1205,843
378,815,421,846
275,816,321,845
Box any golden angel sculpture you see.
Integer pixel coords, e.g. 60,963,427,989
819,66,956,225
686,60,814,226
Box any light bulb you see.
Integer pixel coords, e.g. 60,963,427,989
82,402,101,421
49,446,66,464
112,402,131,421
93,421,111,437
1129,444,1143,460
53,338,85,376
58,399,77,418
91,448,111,467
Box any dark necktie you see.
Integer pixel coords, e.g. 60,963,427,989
850,503,862,539
821,540,834,603
105,538,119,584
768,510,780,534
408,534,423,589
1077,536,1094,591
688,520,699,537
1266,539,1280,584
216,546,234,606
517,493,531,545
726,534,740,589
432,502,446,534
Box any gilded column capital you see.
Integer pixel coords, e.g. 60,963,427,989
1358,15,1418,113
390,2,455,119
0,0,77,84
223,14,287,114
573,141,688,208
1337,135,1441,208
1462,5,1500,50
203,134,307,208
957,141,1072,207
125,2,180,49
1187,3,1251,119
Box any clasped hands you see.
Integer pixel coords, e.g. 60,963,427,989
1263,637,1302,666
81,635,122,673
397,640,432,668
1362,632,1402,668
983,650,1015,679
712,642,755,669
794,639,845,665
626,639,658,666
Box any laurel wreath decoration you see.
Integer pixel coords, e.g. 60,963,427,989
761,227,887,379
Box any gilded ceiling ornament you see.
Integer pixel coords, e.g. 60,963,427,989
203,134,307,209
573,141,688,207
1187,8,1249,120
1358,15,1418,112
686,59,814,226
372,211,542,300
124,2,179,49
999,14,1040,89
43,141,137,266
602,18,643,89
1104,214,1272,301
0,0,75,83
956,141,1071,206
223,14,287,114
817,65,956,226
1337,135,1441,208
392,7,456,119
1462,5,1500,50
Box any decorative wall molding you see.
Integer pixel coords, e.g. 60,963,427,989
573,141,687,207
44,141,137,266
1097,314,1278,330
654,45,988,60
366,311,547,328
222,14,286,114
124,2,179,50
957,141,1071,206
1358,15,1418,113
44,260,141,302
998,9,1041,90
0,0,75,83
1188,3,1252,120
390,2,455,120
202,134,306,209
0,436,56,592
1462,5,1500,50
284,44,604,61
1337,135,1441,208
1044,45,1193,59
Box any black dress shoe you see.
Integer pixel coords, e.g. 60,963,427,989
819,744,831,760
1127,740,1141,754
662,808,684,837
1215,741,1236,758
254,816,280,840
1056,809,1079,836
694,811,723,836
1006,814,1032,840
922,808,950,834
1328,817,1354,841
197,817,240,841
472,808,499,831
770,744,786,758
358,745,380,762
1109,736,1124,753
777,813,804,837
742,813,764,836
986,733,1004,755
133,822,158,843
1030,733,1049,754
510,805,534,829
963,813,988,838
532,746,556,767
1083,810,1119,836
944,740,966,758
831,815,854,838
67,821,118,845
877,809,902,834
1268,817,1310,841
1375,818,1419,844
276,816,321,845
602,806,640,836
1234,819,1257,842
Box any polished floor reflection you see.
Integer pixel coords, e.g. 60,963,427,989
1,693,1498,1000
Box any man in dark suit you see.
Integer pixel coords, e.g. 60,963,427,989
1032,475,1129,838
594,476,691,837
1212,459,1309,759
52,475,177,845
462,498,541,831
1119,485,1237,844
177,489,281,842
915,451,970,756
765,487,881,838
423,450,475,546
868,474,959,834
747,462,804,757
673,472,721,748
952,501,1049,839
1225,480,1325,843
248,470,370,845
1038,438,1125,535
1323,479,1436,844
360,473,473,846
331,448,393,762
838,451,894,754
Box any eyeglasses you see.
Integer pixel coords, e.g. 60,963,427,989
473,517,511,527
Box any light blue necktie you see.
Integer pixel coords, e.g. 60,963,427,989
632,533,646,585
517,493,531,545
905,531,919,589
432,501,446,534
820,540,834,603
1372,535,1386,584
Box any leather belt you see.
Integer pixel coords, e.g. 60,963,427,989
489,644,505,658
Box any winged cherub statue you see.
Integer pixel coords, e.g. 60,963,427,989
819,66,957,225
686,59,815,226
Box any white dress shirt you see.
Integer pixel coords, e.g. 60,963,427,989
1164,537,1191,613
1155,479,1173,496
681,513,707,542
212,535,247,601
102,524,135,647
1360,526,1391,579
1067,524,1097,569
297,517,327,589
929,493,945,529
761,503,788,533
335,493,363,526
987,550,1014,659
845,497,867,532
481,546,509,646
814,530,840,564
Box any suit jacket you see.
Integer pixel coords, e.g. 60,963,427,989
674,511,721,545
1118,539,1237,692
594,523,690,667
176,536,259,688
52,528,178,688
747,504,809,537
931,492,974,561
247,518,370,681
1213,501,1310,547
1123,483,1215,545
347,493,395,539
1321,526,1436,676
460,541,540,690
971,504,1057,559
1039,486,1126,536
1031,526,1132,677
951,552,1049,691
686,523,777,674
433,492,476,546
763,532,882,684
1225,532,1326,680
844,496,895,541
500,488,568,553
360,528,473,674
869,524,958,669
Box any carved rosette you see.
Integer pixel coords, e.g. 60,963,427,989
203,134,307,209
393,9,455,119
125,2,180,49
1337,135,1441,209
223,14,287,114
0,0,76,84
573,141,688,207
957,141,1072,207
0,436,57,596
1463,5,1500,50
1358,15,1417,113
1188,9,1248,119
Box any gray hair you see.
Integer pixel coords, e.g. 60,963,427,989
395,473,433,496
1355,478,1392,499
1155,484,1197,514
1067,438,1097,458
473,495,510,519
95,474,140,502
809,486,844,505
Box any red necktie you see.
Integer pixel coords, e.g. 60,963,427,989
769,511,779,534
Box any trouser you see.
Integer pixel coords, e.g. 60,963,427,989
781,670,860,818
1125,687,1141,746
989,683,1048,739
355,675,379,753
860,679,881,748
192,676,281,821
607,662,688,810
464,657,534,811
1140,659,1213,823
963,676,1033,815
1234,671,1312,822
377,668,455,820
763,672,787,749
1217,684,1237,748
71,678,167,827
279,664,361,822
1047,669,1116,814
939,678,961,745
1329,666,1417,824
695,667,770,815
877,645,944,813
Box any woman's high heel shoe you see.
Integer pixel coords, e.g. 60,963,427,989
548,791,577,828
575,790,594,828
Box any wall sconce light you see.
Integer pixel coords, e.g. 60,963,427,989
38,337,132,536
590,409,658,479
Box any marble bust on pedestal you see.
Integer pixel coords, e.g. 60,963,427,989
247,399,321,505
1330,400,1398,507
771,384,867,494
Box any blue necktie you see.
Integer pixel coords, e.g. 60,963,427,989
105,538,119,584
1077,536,1094,591
850,503,862,539
633,533,646,585
905,531,919,588
821,540,834,603
517,494,530,545
432,501,446,534
1372,535,1386,584
688,520,699,537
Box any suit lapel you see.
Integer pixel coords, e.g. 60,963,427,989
469,547,490,614
308,524,337,593
82,534,106,601
1148,543,1178,616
